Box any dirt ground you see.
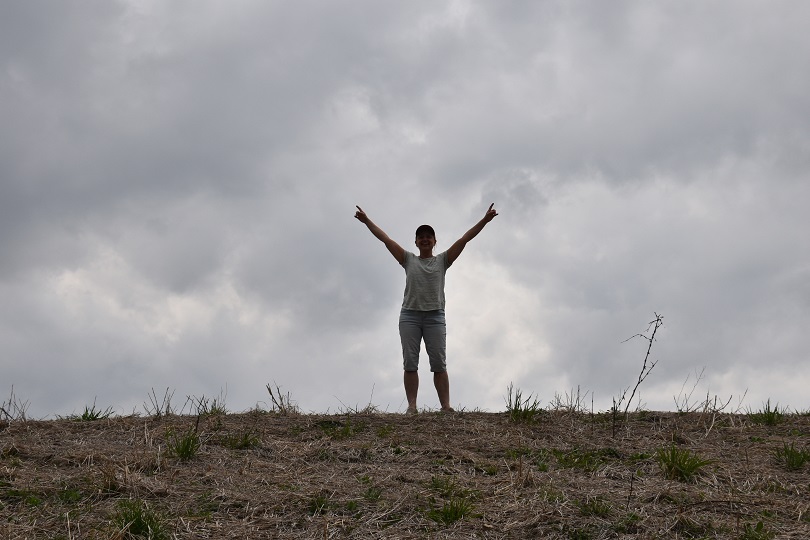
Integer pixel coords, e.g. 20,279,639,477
1,408,809,539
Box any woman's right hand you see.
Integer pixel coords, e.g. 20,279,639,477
354,205,369,223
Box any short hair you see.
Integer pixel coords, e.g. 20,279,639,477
415,224,436,238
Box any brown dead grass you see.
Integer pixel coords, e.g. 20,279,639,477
1,409,809,539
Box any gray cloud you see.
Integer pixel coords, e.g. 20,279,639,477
2,1,809,417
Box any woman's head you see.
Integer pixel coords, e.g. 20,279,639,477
415,224,437,254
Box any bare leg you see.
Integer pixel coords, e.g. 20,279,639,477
433,371,453,411
404,371,419,413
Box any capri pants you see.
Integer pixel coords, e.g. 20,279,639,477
399,308,447,372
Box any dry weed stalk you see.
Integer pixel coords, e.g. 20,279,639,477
673,369,749,438
144,387,176,419
1,385,29,422
612,313,663,437
266,382,299,415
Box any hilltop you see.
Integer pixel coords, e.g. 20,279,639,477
1,407,809,539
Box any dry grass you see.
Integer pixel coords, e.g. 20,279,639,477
1,408,809,539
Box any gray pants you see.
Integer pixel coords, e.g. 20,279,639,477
399,309,447,372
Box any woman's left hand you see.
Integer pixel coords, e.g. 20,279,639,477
483,203,498,222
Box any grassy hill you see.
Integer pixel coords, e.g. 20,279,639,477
1,402,809,539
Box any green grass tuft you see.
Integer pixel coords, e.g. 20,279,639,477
656,445,713,482
319,417,366,439
612,512,642,534
112,499,167,540
740,520,775,540
552,447,620,472
166,427,201,460
747,400,786,426
426,496,474,525
308,493,331,515
363,486,382,502
219,429,261,450
505,383,544,423
773,442,809,471
70,402,115,421
578,496,611,517
671,514,721,537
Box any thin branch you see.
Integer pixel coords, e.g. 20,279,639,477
621,313,663,418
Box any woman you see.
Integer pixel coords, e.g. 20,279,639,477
354,203,498,413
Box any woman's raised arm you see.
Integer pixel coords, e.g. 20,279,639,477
355,206,406,264
446,203,498,265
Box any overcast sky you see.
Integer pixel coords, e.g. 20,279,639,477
2,1,809,418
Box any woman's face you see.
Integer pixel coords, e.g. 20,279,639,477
416,232,436,251
414,224,437,254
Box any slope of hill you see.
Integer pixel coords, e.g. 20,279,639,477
1,408,809,538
